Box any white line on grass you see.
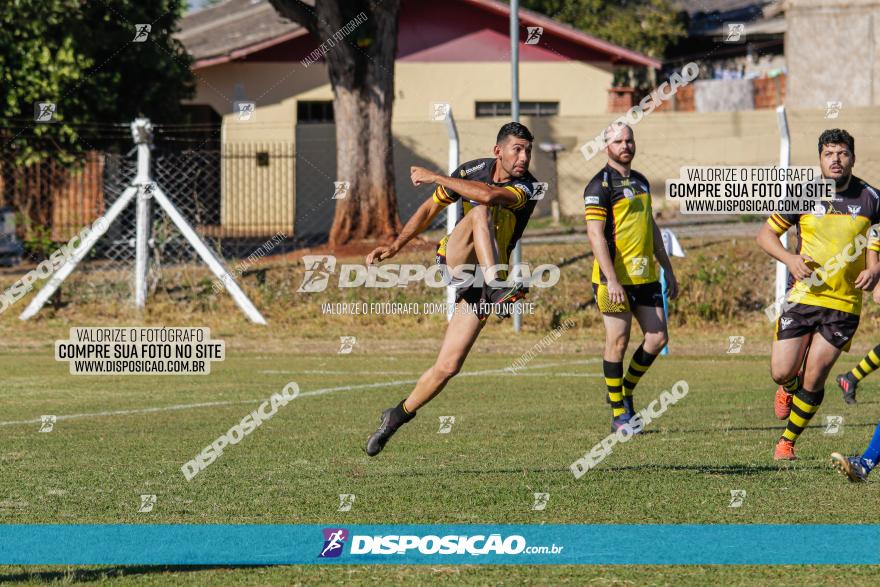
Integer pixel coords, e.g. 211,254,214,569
0,359,601,428
502,373,602,377
260,369,423,375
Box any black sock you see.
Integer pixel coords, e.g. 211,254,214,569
392,400,416,425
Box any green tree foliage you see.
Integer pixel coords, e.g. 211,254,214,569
517,0,685,58
0,0,194,164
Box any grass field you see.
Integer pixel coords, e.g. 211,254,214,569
3,326,880,584
3,236,880,583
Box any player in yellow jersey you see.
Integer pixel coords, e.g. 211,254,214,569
758,129,880,460
584,123,679,432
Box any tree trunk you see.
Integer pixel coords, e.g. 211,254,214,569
269,0,402,247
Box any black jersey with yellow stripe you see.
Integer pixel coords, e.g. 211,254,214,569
583,165,657,285
767,176,880,315
434,157,539,266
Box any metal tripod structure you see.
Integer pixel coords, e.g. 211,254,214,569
19,118,267,324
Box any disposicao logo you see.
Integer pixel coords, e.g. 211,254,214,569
319,528,348,558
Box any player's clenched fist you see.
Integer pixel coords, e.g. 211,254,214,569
410,166,438,186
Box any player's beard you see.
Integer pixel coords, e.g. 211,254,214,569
502,159,527,178
833,172,852,188
609,150,633,166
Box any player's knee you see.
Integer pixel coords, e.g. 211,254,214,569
434,359,463,380
470,203,489,217
606,335,628,357
770,366,798,385
470,204,491,226
644,331,668,353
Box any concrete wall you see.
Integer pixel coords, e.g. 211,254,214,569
392,107,880,219
219,106,880,239
786,0,879,108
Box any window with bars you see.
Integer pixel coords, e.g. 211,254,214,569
475,101,559,118
297,100,334,123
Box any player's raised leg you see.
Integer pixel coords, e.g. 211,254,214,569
467,205,502,287
775,335,841,460
770,334,811,420
364,300,484,456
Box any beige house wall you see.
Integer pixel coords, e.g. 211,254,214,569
192,55,880,235
190,60,613,122
194,58,613,233
188,62,332,117
393,61,612,121
786,0,880,108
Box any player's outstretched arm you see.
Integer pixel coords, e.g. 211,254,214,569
410,166,520,207
586,219,625,305
366,197,445,264
756,222,813,280
652,221,678,299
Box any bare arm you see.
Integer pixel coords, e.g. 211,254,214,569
652,221,673,273
870,249,880,303
411,166,520,207
366,197,445,264
756,223,813,280
652,221,678,299
587,219,625,304
855,249,880,290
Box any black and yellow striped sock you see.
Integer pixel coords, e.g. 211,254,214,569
603,360,625,417
851,345,880,382
781,374,800,394
623,344,658,398
782,388,824,443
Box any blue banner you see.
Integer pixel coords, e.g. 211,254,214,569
1,524,878,565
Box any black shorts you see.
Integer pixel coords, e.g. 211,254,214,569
775,303,859,351
435,252,492,320
592,281,664,313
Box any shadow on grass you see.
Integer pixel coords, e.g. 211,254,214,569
0,565,267,584
378,461,819,477
677,421,880,434
600,463,815,474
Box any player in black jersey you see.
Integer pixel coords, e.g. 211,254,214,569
363,122,541,456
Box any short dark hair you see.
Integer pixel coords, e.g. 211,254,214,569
818,129,855,155
496,122,533,145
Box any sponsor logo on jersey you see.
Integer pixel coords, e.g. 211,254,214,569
464,162,486,175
